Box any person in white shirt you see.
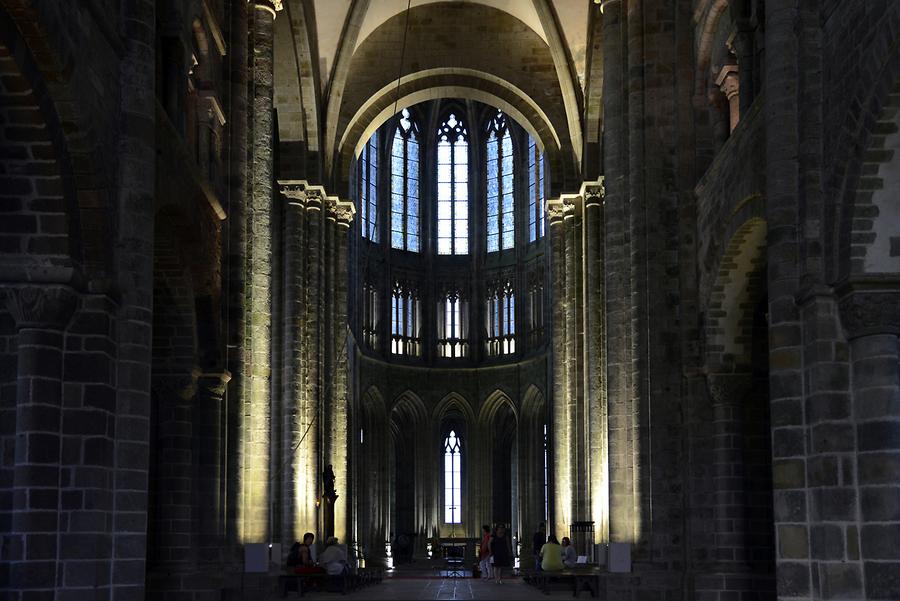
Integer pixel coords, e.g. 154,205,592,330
318,537,349,575
561,537,577,568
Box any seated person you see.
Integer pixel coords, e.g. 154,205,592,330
289,532,325,575
540,536,564,572
318,536,349,576
561,537,577,568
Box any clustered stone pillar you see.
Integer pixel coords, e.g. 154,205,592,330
548,183,605,543
195,371,231,564
3,285,76,596
278,181,355,546
241,0,278,543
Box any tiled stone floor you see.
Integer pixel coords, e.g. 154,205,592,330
275,577,574,600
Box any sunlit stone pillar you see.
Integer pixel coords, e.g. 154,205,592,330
303,188,323,536
330,198,355,542
548,198,571,538
278,181,308,543
241,0,280,542
716,64,741,132
582,182,608,543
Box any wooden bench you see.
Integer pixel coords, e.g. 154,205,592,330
525,567,604,598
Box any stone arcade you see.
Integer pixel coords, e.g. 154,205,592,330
0,1,898,600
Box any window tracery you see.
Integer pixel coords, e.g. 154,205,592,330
444,430,462,524
437,113,469,255
391,282,419,356
486,110,514,252
527,136,545,242
359,131,379,241
486,279,516,356
391,109,420,252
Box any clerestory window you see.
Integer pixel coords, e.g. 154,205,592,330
486,111,514,252
437,114,469,255
359,131,379,241
528,137,545,242
391,109,420,252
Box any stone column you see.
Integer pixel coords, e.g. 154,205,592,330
241,0,278,543
152,370,200,569
765,2,810,598
304,189,323,536
716,64,741,133
582,183,607,542
279,182,308,545
331,200,355,542
3,285,76,596
113,0,157,595
840,288,900,600
195,371,231,564
548,199,571,538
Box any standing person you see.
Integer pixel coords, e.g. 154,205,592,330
532,523,546,571
489,524,512,584
479,525,492,579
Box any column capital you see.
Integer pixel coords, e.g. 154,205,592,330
836,276,900,339
547,198,567,223
598,0,622,14
249,0,282,18
153,368,202,401
332,200,356,228
716,64,740,100
2,284,77,330
198,370,232,398
580,178,605,208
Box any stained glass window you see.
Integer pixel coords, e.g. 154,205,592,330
390,109,420,252
486,111,514,252
437,114,468,255
528,137,545,242
359,132,378,241
444,430,462,523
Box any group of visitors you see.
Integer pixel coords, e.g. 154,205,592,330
286,532,349,577
478,523,513,584
531,522,578,572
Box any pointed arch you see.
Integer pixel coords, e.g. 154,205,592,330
478,389,519,425
432,392,477,426
390,390,428,426
521,384,547,421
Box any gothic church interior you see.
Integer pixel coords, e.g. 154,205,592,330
0,0,899,599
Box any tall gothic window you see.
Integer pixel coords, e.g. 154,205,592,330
543,423,549,523
438,291,468,358
528,137,545,242
444,430,462,523
391,109,420,252
486,282,515,356
363,283,378,349
359,131,378,241
437,114,468,255
486,110,514,252
391,283,419,356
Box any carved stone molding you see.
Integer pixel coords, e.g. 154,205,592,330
198,370,232,399
333,200,356,227
2,284,78,330
838,283,900,339
250,0,282,18
546,198,566,222
599,0,622,14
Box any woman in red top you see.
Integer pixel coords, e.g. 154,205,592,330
478,524,492,579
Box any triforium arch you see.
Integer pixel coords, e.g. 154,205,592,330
356,386,388,562
431,392,475,538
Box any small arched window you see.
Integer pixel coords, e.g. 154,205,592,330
486,110,514,252
391,109,420,252
437,114,469,255
391,283,419,356
359,132,379,241
527,137,545,242
444,430,462,523
438,291,468,358
486,281,515,356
